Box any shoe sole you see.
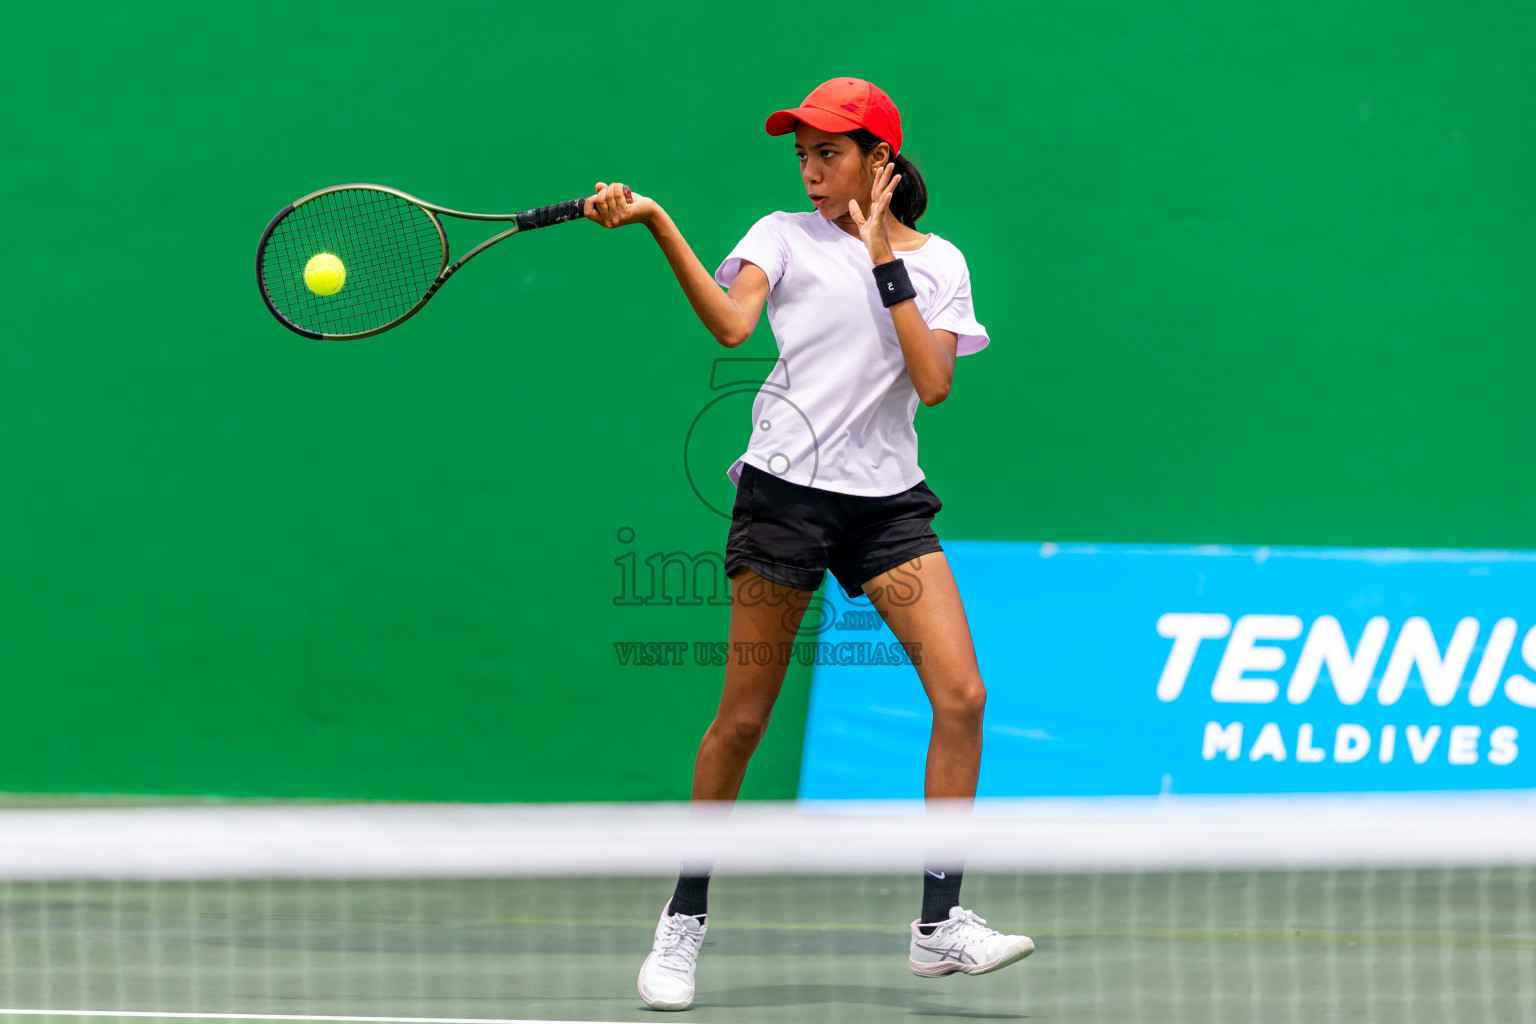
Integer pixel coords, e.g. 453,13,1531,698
637,952,693,1011
910,937,1035,977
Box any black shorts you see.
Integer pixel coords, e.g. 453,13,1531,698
724,461,945,601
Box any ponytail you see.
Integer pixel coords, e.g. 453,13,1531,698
845,128,928,227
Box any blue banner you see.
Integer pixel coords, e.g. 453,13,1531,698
798,541,1536,798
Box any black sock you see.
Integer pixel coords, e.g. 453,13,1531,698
918,867,963,935
670,872,710,919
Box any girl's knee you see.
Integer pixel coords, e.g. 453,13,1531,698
711,711,771,754
933,676,986,722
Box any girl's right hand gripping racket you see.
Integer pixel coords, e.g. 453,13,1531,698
256,184,590,339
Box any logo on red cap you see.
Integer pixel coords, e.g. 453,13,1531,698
765,78,903,155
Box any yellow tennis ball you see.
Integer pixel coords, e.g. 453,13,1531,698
304,252,346,296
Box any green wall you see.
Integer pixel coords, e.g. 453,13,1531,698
2,2,1531,800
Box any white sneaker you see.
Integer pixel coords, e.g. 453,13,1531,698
909,905,1035,977
637,901,706,1010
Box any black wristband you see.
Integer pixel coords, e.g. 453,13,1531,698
872,258,917,308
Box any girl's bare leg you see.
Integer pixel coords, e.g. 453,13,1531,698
862,550,986,929
861,551,986,800
691,566,815,801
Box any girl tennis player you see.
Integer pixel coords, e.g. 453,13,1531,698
585,77,1033,1011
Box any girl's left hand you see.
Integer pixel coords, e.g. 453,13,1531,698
847,162,902,265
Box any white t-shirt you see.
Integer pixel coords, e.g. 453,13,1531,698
715,210,989,497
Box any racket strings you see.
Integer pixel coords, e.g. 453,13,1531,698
260,188,446,336
266,189,441,330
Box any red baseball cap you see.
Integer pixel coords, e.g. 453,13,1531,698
765,77,903,155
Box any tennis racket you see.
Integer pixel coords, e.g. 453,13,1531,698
255,183,596,339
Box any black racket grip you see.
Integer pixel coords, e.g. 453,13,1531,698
516,197,587,232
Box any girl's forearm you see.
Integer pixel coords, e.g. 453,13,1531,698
889,301,954,406
647,207,757,348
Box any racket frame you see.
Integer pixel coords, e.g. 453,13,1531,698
256,182,580,340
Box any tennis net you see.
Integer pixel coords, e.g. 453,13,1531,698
0,796,1533,1023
